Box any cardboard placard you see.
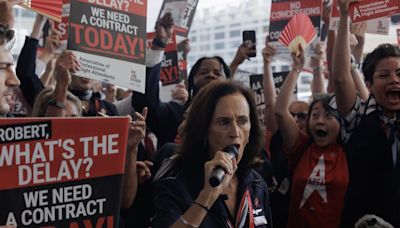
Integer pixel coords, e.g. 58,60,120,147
0,117,129,227
348,0,400,23
67,0,147,93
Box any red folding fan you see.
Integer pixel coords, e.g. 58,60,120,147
279,13,317,55
19,0,63,22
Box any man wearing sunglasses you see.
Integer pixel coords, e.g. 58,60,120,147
289,101,309,131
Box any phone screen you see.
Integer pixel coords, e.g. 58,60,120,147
243,30,256,58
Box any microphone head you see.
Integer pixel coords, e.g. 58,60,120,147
222,144,239,160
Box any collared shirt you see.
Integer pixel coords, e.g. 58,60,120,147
329,94,400,167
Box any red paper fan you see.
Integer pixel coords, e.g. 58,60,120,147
19,0,62,22
278,13,317,54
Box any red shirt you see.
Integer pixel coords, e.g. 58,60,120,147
286,133,349,228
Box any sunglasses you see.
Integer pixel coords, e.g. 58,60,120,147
290,112,308,121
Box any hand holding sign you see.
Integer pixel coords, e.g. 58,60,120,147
154,12,174,48
338,0,361,16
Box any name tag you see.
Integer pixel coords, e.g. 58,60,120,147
254,216,268,226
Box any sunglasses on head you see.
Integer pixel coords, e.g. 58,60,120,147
290,112,308,121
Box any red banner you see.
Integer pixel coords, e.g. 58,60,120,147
0,117,128,227
349,0,400,23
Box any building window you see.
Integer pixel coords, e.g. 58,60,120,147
190,36,197,42
215,25,225,30
230,30,241,37
200,44,210,51
215,32,225,39
215,43,225,50
200,34,210,41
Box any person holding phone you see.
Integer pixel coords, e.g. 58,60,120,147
229,30,257,77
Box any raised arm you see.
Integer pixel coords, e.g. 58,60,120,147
45,51,79,117
332,0,359,116
262,38,278,133
350,22,367,63
16,14,47,106
229,43,255,77
311,42,327,95
131,13,185,146
121,108,147,208
275,46,305,149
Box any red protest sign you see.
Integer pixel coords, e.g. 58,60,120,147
68,0,148,93
0,117,129,227
349,0,400,23
49,0,70,53
269,0,323,66
147,32,180,85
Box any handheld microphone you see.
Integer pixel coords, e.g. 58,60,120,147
209,144,239,187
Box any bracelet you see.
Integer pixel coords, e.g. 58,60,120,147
152,38,167,48
179,216,199,228
192,201,210,213
47,99,66,109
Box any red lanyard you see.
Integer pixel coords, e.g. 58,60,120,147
227,189,255,228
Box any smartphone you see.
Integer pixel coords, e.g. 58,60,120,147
243,30,256,58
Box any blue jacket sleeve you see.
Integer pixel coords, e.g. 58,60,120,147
16,36,45,107
131,63,185,147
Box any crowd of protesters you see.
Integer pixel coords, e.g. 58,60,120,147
1,0,400,227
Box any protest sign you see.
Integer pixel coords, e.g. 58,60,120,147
349,0,400,23
329,0,390,35
250,71,296,126
50,0,70,53
147,32,180,86
273,71,296,95
269,0,323,66
0,117,129,227
234,69,253,88
250,74,266,127
158,0,199,38
177,41,189,81
68,0,147,93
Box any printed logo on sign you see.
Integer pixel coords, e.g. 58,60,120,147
130,69,141,83
353,7,361,20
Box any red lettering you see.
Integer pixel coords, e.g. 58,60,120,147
114,34,129,55
70,23,84,44
100,29,113,50
86,27,99,47
161,66,179,84
68,216,114,228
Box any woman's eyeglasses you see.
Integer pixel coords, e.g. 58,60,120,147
290,112,308,121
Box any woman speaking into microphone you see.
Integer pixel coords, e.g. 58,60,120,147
152,80,272,228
